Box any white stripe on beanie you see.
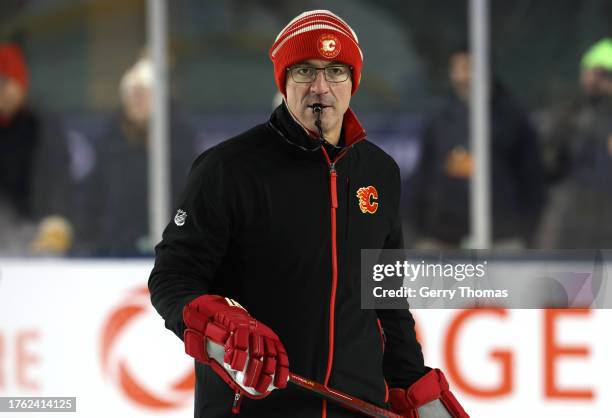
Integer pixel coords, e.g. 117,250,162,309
271,10,362,59
281,19,355,44
271,24,363,59
275,10,359,43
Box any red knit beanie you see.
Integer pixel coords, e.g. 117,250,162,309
269,10,363,97
0,44,28,91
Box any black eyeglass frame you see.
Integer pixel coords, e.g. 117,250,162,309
286,64,353,83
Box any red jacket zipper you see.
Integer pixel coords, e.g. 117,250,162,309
377,319,389,403
319,145,355,418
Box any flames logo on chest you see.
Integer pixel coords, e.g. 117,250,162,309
356,186,379,214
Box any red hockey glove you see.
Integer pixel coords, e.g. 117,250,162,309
389,368,469,418
182,294,289,399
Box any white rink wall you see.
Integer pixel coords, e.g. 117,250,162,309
0,259,609,418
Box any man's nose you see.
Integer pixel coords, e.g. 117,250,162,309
309,70,330,94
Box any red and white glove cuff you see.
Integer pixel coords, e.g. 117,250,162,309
389,368,469,418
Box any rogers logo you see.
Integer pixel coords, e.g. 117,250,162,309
100,286,194,409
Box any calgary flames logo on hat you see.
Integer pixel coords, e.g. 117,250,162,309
357,186,379,214
318,34,341,59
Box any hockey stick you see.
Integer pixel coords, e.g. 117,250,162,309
288,372,407,418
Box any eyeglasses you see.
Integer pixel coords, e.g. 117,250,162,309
287,65,352,83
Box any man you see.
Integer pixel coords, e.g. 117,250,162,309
539,38,612,248
76,56,195,255
0,43,73,255
409,46,546,248
578,38,612,100
149,10,468,418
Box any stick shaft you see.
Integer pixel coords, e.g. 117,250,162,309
288,372,406,418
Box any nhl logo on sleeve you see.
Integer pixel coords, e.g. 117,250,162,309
174,209,188,226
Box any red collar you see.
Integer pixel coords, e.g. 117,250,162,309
0,115,12,127
270,103,367,152
342,107,366,146
301,107,366,146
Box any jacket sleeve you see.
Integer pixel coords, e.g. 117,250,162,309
540,103,575,183
511,112,547,244
148,152,232,339
30,113,73,221
405,118,436,242
376,163,426,388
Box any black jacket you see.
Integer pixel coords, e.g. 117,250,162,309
0,108,71,221
149,103,425,418
541,95,612,248
409,86,546,245
76,109,195,255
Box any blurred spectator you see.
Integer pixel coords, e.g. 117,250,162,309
0,43,73,255
408,47,546,248
76,57,195,256
539,38,612,248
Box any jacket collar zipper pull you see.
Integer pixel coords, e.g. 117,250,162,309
231,391,242,414
329,163,338,209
